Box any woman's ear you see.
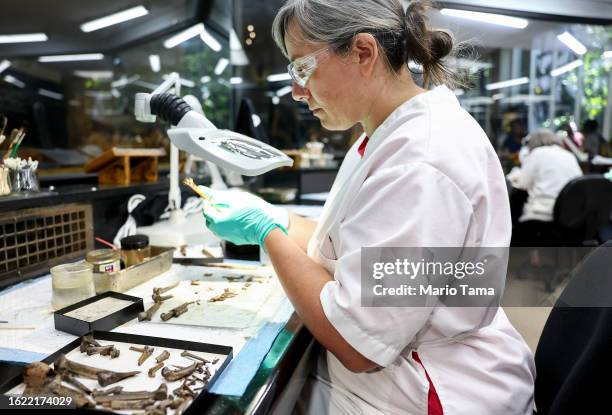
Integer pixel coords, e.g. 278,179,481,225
351,33,378,77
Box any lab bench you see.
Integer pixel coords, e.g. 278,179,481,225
0,264,313,414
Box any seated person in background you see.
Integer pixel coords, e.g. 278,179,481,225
500,119,527,159
511,129,583,246
581,119,605,158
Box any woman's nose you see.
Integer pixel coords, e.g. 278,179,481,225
292,82,310,102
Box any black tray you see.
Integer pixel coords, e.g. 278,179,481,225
0,331,233,415
54,292,144,336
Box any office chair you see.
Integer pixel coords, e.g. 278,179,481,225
553,175,612,246
534,241,612,414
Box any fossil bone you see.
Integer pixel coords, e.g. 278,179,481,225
180,350,210,364
85,345,120,358
175,396,193,415
106,398,155,410
92,386,123,397
152,293,173,303
161,362,201,382
148,362,164,377
139,301,162,321
160,302,194,321
97,370,141,387
95,383,167,403
131,345,154,365
155,350,170,363
152,282,179,296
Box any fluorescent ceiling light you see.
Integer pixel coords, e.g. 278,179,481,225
162,74,195,88
200,76,211,84
38,88,63,100
214,58,229,75
603,50,612,59
550,59,584,77
80,6,148,33
0,33,48,44
39,53,104,62
485,77,529,91
149,54,160,72
557,32,587,55
0,60,10,74
4,75,25,88
276,85,293,97
73,70,113,79
230,77,243,85
164,24,204,49
267,73,292,82
200,26,222,52
492,93,505,101
440,8,528,29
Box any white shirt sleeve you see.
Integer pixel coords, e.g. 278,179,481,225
515,152,537,191
319,162,475,367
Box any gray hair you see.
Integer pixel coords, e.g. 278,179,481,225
525,129,562,150
272,0,460,87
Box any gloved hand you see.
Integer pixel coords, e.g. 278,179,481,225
200,186,288,247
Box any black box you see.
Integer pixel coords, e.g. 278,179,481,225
54,292,144,336
0,331,233,414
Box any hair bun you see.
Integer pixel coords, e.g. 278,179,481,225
429,29,454,63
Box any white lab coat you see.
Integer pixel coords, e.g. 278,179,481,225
515,145,583,222
304,86,535,414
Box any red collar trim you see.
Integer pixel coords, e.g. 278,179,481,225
357,136,369,158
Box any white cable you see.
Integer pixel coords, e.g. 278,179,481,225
159,196,202,219
113,194,146,246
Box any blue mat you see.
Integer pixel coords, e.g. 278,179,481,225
0,347,47,365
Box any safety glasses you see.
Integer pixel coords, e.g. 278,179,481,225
287,47,329,88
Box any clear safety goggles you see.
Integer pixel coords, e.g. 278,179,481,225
287,47,329,88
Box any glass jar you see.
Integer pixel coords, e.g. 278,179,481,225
86,249,121,294
51,262,95,311
120,235,150,268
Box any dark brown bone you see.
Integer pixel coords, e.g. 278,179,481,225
54,354,102,379
180,350,210,363
95,383,167,403
139,301,162,321
160,302,194,321
97,369,140,387
86,345,120,358
148,362,164,377
155,350,170,363
161,362,201,382
91,386,123,397
23,372,95,409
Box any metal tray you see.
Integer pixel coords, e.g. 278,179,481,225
93,247,173,294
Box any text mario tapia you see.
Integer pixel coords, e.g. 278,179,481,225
360,247,508,307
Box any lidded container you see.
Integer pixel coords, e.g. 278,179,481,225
86,249,121,293
120,235,150,268
51,262,95,310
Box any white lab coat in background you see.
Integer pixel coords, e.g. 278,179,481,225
303,86,535,414
515,145,583,222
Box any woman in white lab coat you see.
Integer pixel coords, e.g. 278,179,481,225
201,0,535,413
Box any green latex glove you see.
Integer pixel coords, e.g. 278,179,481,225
200,186,287,248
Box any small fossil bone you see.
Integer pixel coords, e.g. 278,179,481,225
86,345,120,358
79,335,101,352
208,288,238,302
175,396,193,415
160,302,194,321
181,350,210,364
131,345,155,366
155,350,170,363
95,383,167,403
148,362,164,377
60,372,92,394
152,282,179,296
152,293,173,303
97,370,140,387
138,301,162,321
161,362,201,382
54,354,102,379
91,386,123,397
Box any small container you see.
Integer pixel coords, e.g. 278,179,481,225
51,262,95,311
120,234,151,268
86,249,121,273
